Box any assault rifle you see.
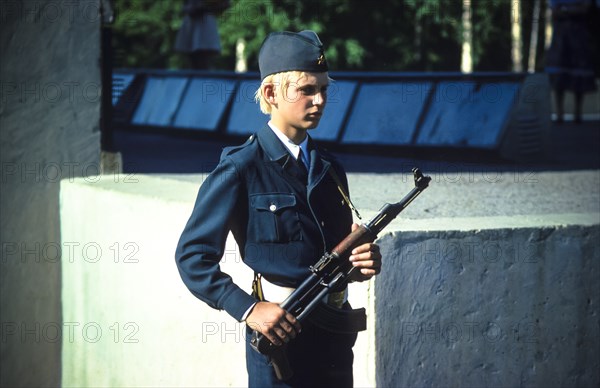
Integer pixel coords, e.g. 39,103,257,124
250,167,431,380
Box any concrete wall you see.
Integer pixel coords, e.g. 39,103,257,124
375,217,599,387
0,1,101,386
59,175,599,387
59,175,263,387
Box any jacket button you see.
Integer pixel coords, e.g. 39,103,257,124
269,204,277,212
321,221,325,227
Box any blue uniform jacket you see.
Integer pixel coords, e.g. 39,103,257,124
175,125,354,321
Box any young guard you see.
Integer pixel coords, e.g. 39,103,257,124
176,30,382,387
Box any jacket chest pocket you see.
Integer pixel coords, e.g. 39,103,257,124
249,193,302,243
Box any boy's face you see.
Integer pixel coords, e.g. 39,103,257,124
272,72,329,132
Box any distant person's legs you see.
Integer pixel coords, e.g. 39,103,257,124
554,87,565,123
189,50,218,70
574,92,583,124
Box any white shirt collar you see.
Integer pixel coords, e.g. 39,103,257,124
268,122,310,167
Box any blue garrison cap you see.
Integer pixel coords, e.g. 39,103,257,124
258,30,328,80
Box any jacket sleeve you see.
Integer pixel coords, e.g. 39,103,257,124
175,156,257,321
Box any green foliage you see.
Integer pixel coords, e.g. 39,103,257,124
111,0,540,72
112,0,184,68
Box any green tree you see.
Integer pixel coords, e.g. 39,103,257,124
217,0,297,71
111,0,527,73
112,1,183,68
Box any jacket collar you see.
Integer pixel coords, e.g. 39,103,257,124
306,136,330,188
256,124,332,188
257,124,290,163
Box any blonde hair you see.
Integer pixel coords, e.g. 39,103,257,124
254,71,309,115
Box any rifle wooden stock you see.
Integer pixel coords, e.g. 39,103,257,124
249,167,431,380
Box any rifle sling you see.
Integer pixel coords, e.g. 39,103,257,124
328,168,362,220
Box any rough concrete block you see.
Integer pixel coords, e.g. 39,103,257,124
375,223,599,387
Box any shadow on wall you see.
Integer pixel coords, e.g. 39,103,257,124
0,2,102,386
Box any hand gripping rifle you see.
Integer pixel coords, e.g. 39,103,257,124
250,167,431,380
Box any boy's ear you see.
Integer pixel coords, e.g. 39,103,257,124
262,83,277,104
